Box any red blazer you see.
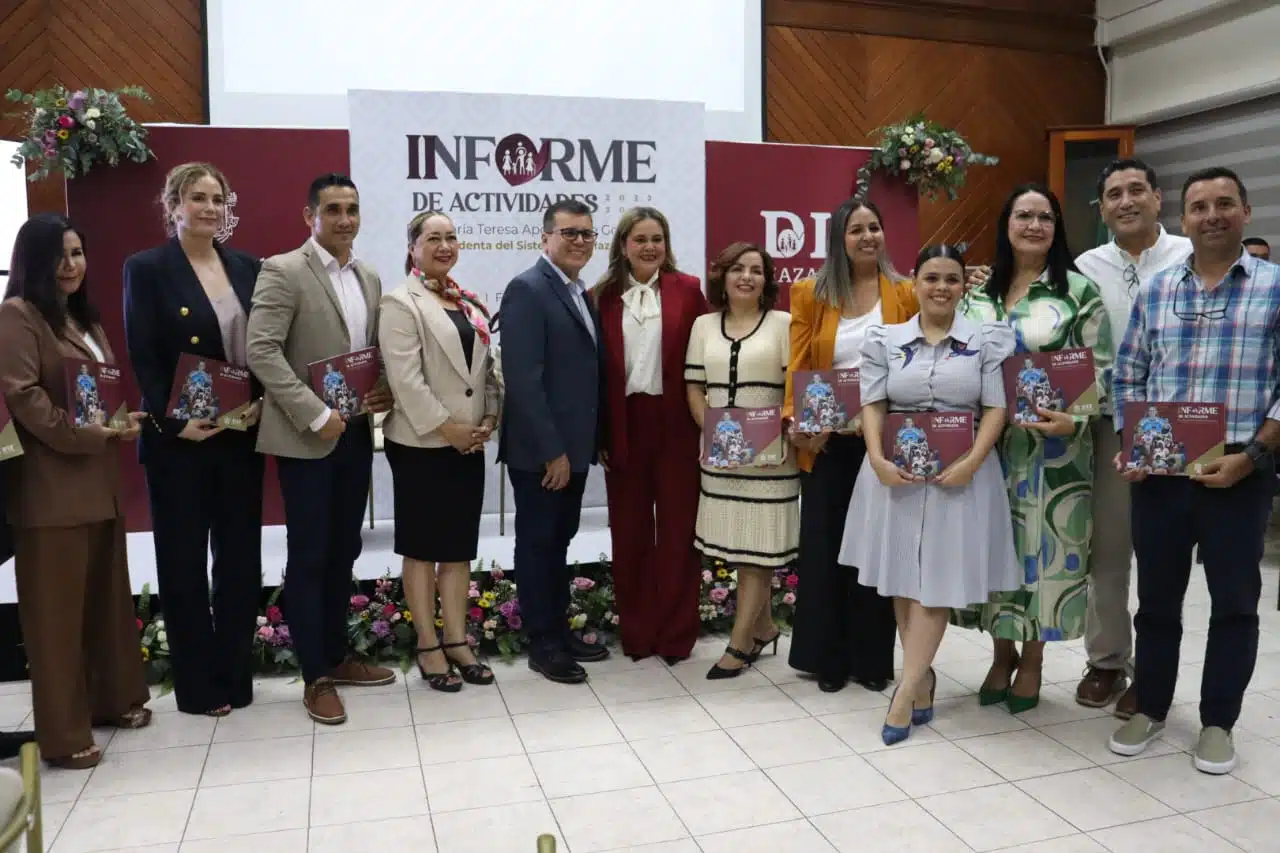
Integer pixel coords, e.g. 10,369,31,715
597,270,709,469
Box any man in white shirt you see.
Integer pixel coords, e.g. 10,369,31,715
247,173,395,724
1071,159,1191,717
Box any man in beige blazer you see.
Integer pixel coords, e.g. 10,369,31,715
246,173,395,725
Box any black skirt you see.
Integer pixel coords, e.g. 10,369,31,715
384,438,485,563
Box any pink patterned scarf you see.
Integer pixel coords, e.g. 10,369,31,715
413,268,491,347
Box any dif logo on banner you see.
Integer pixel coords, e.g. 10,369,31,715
349,90,707,311
704,141,919,309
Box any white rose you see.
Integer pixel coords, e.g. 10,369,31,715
85,107,101,119
900,159,913,171
928,148,944,164
156,630,167,644
155,619,165,630
85,119,96,130
256,616,267,627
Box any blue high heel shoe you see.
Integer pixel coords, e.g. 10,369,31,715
912,668,938,726
881,688,912,746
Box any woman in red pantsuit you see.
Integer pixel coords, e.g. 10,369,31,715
594,207,709,664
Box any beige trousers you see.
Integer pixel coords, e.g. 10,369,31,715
1086,418,1134,674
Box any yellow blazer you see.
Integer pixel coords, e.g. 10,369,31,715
784,275,920,473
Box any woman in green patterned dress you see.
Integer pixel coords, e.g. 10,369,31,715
954,183,1113,713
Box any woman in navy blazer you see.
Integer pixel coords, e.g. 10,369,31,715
593,207,708,663
123,162,265,717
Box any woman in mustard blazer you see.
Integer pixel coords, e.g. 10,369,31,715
784,198,919,693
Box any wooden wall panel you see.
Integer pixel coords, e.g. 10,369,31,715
0,0,204,215
766,0,1106,263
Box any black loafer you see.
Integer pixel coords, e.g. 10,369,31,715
567,635,610,663
529,650,588,684
818,675,848,693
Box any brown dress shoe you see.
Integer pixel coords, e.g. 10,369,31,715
1075,666,1127,708
305,678,347,725
331,658,397,686
1114,683,1138,720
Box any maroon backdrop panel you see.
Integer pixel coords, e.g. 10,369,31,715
65,126,351,531
704,141,919,310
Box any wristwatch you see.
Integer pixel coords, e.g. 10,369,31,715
1243,440,1271,470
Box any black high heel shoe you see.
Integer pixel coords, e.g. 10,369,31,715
750,631,781,662
416,644,463,693
442,641,495,686
706,645,754,680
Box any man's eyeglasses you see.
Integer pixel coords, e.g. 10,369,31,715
548,228,598,243
1171,271,1228,322
1123,264,1139,295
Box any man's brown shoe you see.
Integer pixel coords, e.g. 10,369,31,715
331,658,397,687
1075,666,1127,708
1114,683,1138,720
305,678,347,725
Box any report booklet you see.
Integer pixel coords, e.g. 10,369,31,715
792,369,861,434
883,411,975,480
701,406,787,469
1002,348,1099,424
1122,402,1226,476
167,354,255,430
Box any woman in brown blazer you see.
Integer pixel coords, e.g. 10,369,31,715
784,198,919,693
0,214,151,768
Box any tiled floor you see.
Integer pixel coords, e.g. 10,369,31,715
9,564,1280,852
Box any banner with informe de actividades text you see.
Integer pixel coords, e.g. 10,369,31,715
348,90,707,309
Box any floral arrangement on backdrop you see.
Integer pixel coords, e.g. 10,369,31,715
5,85,154,181
136,558,798,684
856,113,999,202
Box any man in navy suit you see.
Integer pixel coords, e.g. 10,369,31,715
499,199,610,683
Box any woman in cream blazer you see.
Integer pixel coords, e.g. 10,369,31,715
783,198,919,695
379,211,502,692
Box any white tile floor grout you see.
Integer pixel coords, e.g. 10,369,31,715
7,555,1280,852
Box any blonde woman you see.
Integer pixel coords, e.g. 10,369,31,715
593,207,708,664
123,162,264,717
379,211,501,691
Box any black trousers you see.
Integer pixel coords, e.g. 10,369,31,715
277,424,373,683
1132,463,1273,730
144,432,264,714
509,468,587,654
788,435,896,683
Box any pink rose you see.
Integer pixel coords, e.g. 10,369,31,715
266,605,283,625
381,603,397,618
709,587,729,603
573,577,595,591
469,607,483,621
57,115,75,129
782,592,796,605
490,568,504,580
350,594,370,609
785,573,799,589
256,625,274,641
702,570,713,583
582,632,598,644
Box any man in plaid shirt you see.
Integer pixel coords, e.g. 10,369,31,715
1107,166,1280,775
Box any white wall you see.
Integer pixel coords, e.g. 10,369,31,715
1097,0,1280,124
0,142,28,289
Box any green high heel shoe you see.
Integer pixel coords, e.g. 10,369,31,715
1007,667,1042,714
978,652,1020,706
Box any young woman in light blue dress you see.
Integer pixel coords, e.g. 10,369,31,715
838,245,1021,745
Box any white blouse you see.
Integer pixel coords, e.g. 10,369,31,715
80,330,105,363
832,301,881,369
622,271,663,396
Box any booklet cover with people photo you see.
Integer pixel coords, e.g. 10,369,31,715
792,369,861,434
883,411,975,480
63,358,130,429
308,347,381,418
167,353,255,430
1002,348,1099,424
1122,402,1226,476
701,406,787,469
0,395,23,461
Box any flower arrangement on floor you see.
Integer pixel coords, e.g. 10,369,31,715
136,558,797,684
856,113,999,202
5,85,154,181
